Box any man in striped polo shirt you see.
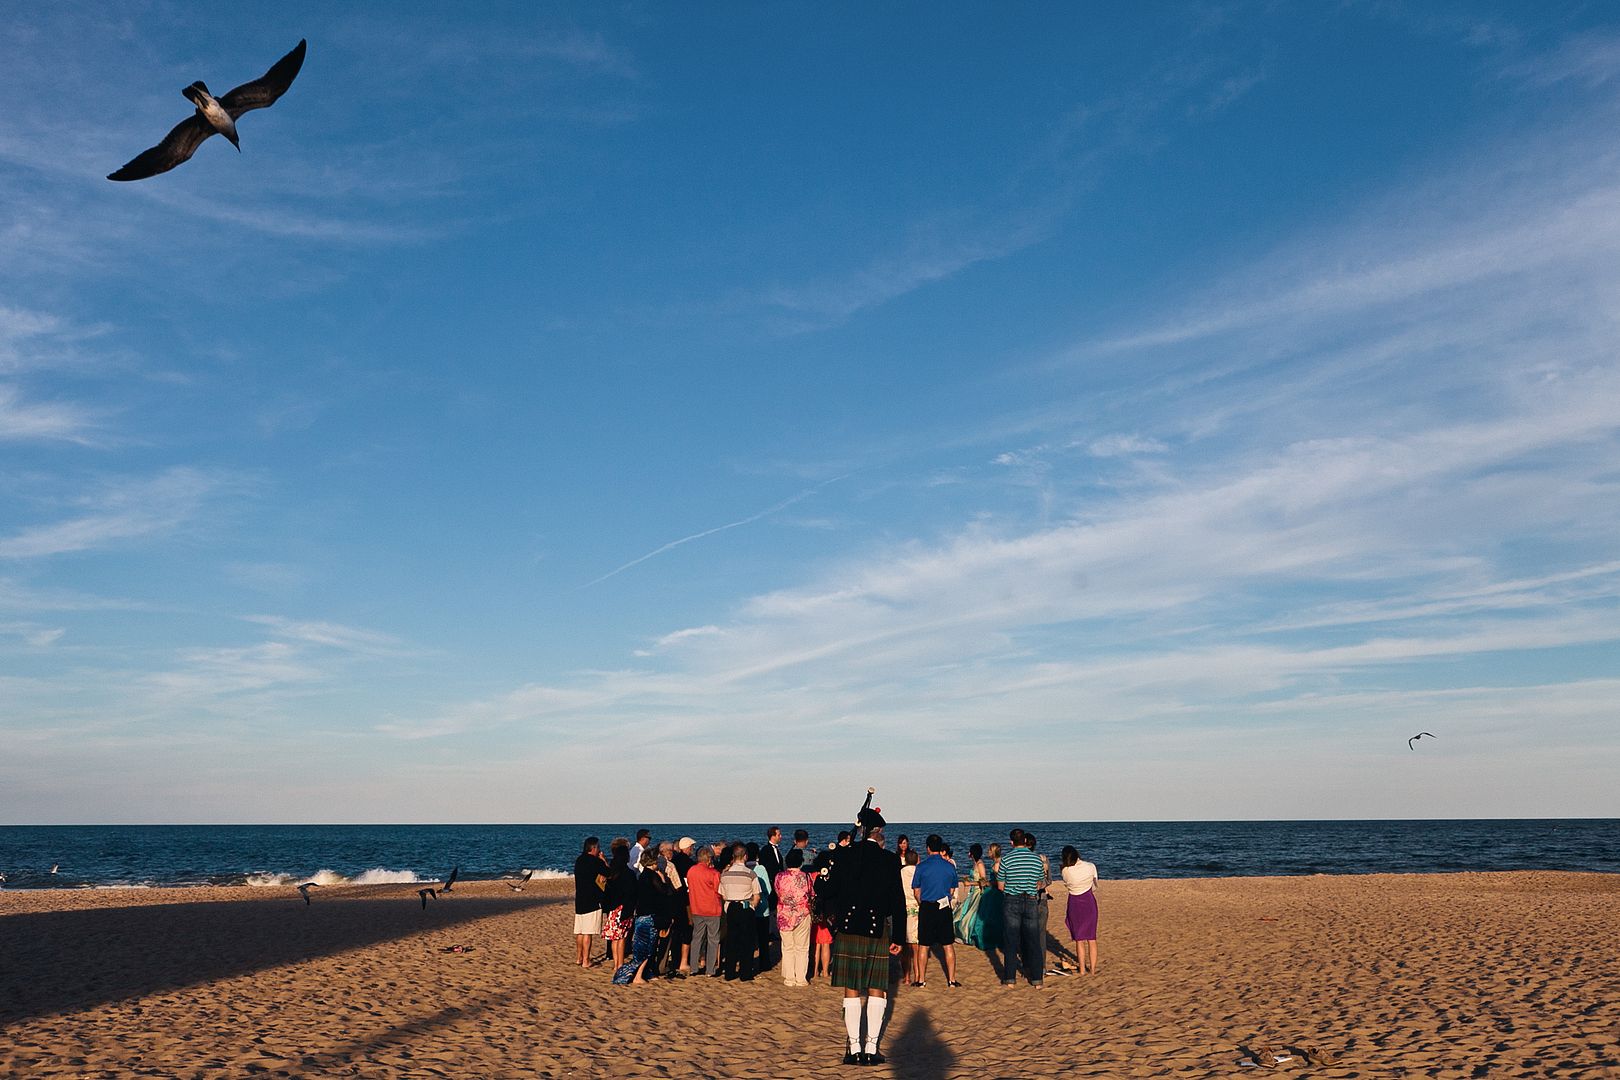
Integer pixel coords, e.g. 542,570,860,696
997,830,1049,986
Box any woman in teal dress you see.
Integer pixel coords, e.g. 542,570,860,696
954,843,1004,951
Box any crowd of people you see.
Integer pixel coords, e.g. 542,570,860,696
569,811,1102,1067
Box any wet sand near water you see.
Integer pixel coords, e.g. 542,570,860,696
2,871,1616,1077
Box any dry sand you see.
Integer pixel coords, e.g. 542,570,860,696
2,871,1616,1078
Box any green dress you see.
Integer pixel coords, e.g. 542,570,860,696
954,865,1004,950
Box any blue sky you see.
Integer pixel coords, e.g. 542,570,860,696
2,2,1618,823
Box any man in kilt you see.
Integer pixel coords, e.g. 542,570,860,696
825,807,907,1066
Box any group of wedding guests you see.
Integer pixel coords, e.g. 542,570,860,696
571,812,1101,1065
569,819,1102,1000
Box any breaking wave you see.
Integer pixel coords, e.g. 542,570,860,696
244,867,423,887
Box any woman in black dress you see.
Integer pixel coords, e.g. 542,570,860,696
601,839,638,972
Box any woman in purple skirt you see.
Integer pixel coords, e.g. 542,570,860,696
1059,845,1099,974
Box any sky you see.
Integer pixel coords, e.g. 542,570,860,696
2,2,1618,824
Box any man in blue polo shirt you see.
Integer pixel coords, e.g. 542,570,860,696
912,834,961,986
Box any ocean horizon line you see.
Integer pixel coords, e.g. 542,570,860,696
4,815,1616,828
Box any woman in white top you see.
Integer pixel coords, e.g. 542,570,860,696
899,850,922,985
1059,845,1100,974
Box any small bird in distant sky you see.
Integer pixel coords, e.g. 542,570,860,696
108,39,306,181
1408,732,1436,750
418,888,438,909
296,881,320,905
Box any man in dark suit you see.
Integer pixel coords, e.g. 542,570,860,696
760,826,784,878
826,809,906,1067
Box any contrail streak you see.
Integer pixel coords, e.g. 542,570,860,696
583,476,845,587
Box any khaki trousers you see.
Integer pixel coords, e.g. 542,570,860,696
779,917,811,986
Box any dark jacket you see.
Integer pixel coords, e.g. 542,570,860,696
635,867,674,930
824,839,907,942
759,842,783,879
604,865,638,919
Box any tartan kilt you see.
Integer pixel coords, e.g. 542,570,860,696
831,929,894,992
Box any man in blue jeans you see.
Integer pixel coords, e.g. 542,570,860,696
997,830,1048,986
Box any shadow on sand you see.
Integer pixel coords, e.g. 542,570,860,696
887,1006,958,1079
0,889,559,1026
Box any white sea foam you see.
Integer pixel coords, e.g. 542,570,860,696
85,883,154,890
350,867,423,885
244,867,422,887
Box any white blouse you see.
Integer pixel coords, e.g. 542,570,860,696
1062,861,1098,896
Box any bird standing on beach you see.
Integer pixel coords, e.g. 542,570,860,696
296,881,320,905
1408,732,1436,750
107,39,307,181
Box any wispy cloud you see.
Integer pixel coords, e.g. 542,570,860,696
244,615,404,655
0,384,101,443
750,47,1276,332
1086,434,1169,458
0,620,65,647
372,94,1620,820
758,211,1054,329
1516,31,1620,87
0,467,230,559
0,305,110,375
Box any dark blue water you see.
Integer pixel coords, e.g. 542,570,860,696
0,820,1614,889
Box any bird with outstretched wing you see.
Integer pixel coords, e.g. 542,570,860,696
108,40,306,181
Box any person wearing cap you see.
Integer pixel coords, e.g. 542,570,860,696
665,836,696,976
824,807,906,1067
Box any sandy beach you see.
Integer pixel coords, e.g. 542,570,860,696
2,871,1616,1078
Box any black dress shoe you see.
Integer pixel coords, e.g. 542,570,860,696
843,1051,861,1066
865,1052,886,1066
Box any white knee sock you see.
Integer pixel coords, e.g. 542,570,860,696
842,998,862,1052
864,996,886,1054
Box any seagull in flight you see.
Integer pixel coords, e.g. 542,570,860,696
108,39,306,181
441,865,460,893
296,881,320,905
1408,732,1436,750
418,888,438,910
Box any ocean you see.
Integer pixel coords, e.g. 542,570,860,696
0,819,1614,889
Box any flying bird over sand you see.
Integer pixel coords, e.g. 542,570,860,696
442,865,459,893
296,881,320,905
418,888,438,909
1408,732,1436,750
107,39,307,181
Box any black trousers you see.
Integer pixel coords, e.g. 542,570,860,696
663,897,690,974
648,923,671,976
720,903,757,980
756,912,776,971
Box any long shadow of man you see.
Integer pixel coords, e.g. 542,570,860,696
886,1007,957,1080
